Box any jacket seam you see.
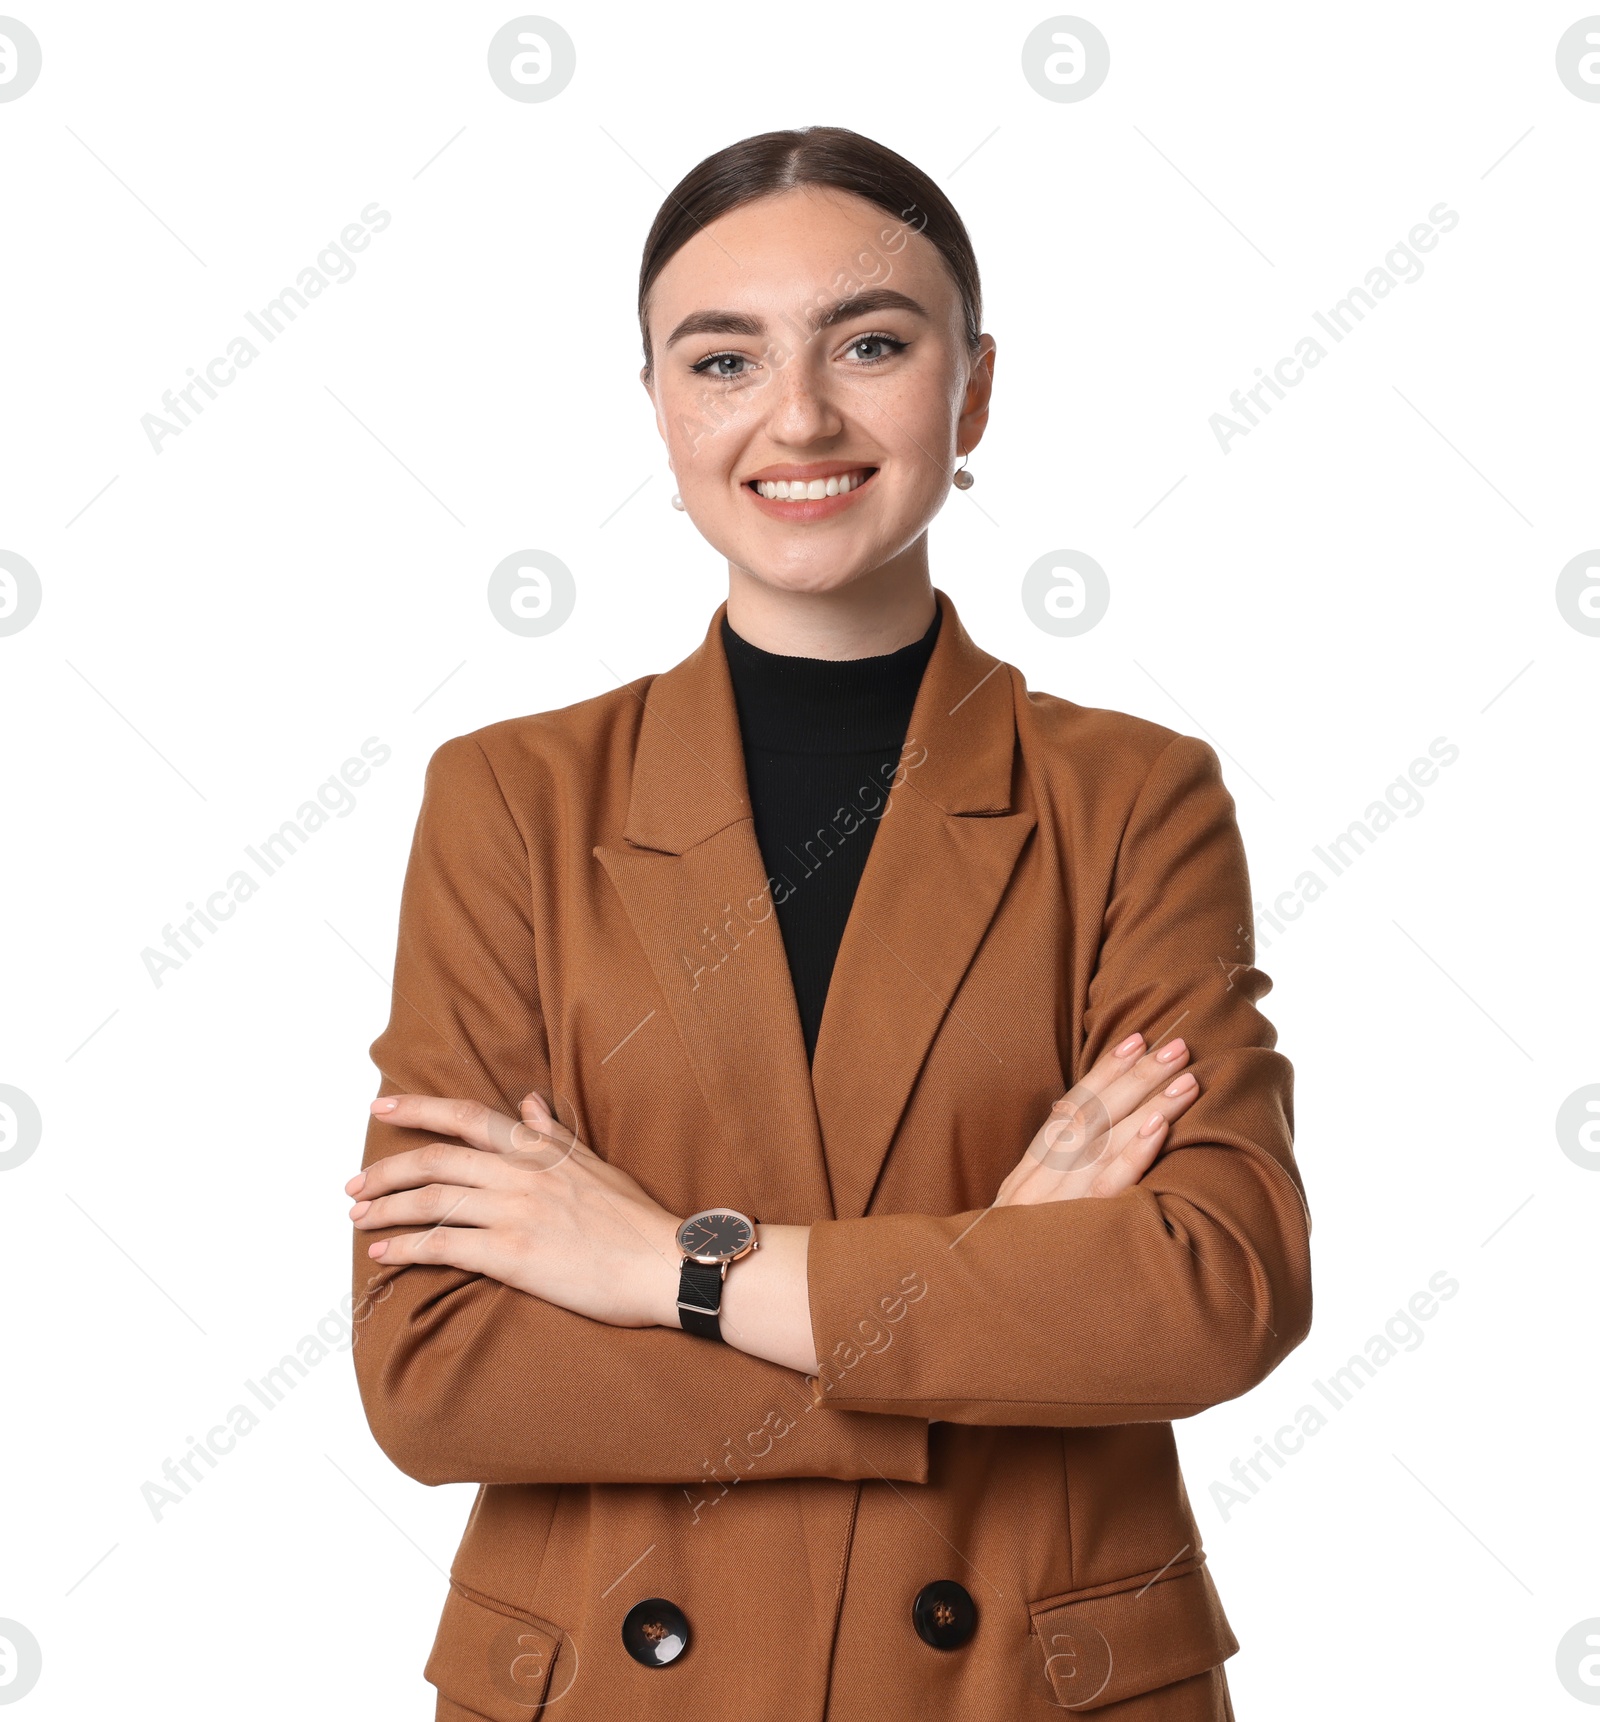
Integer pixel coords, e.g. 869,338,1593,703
1077,732,1190,1077
1060,1428,1075,1593
466,735,531,867
1107,732,1191,894
446,1574,564,1640
1027,1548,1207,1618
819,1482,862,1722
464,735,559,1124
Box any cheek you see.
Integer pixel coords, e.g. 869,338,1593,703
866,376,957,472
661,383,760,475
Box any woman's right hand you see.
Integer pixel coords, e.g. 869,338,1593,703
993,1032,1200,1208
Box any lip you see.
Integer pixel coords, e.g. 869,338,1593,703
743,463,879,523
743,460,877,483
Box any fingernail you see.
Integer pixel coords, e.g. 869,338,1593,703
345,1173,366,1195
371,1099,397,1113
1157,1038,1187,1062
1140,1110,1165,1136
349,1200,371,1219
1164,1073,1196,1097
368,1240,388,1258
1115,1033,1143,1056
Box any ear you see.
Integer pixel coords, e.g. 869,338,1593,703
956,334,997,456
639,366,669,447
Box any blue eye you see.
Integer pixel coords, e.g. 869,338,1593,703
847,333,908,364
691,351,753,380
689,333,909,380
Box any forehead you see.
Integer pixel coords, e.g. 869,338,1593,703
648,184,955,329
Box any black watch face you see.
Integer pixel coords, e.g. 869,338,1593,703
678,1209,753,1263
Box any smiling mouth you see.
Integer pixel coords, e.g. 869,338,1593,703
744,466,879,502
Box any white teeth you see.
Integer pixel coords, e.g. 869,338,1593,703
755,469,872,500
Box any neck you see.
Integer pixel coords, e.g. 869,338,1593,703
724,549,936,660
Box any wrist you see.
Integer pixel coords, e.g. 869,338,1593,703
643,1211,687,1329
719,1223,817,1374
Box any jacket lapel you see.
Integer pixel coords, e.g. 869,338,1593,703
593,603,836,1224
593,588,1033,1226
808,591,1034,1217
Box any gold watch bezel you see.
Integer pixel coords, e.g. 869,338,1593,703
675,1207,759,1267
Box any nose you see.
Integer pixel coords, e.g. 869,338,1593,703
757,340,846,447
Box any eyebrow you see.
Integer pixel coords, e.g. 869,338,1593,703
662,287,931,352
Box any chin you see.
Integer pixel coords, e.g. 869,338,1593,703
714,520,925,598
731,556,887,599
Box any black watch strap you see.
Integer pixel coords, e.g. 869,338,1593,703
677,1256,726,1342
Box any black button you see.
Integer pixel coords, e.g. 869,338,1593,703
912,1580,977,1650
621,1597,690,1667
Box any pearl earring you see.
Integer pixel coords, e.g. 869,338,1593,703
670,491,685,510
953,453,975,490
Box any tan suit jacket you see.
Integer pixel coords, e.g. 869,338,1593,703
352,587,1313,1719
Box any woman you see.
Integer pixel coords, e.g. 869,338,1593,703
347,126,1312,1720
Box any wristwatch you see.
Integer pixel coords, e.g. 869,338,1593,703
675,1208,759,1341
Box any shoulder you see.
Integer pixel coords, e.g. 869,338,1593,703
1009,681,1245,898
1013,678,1224,800
415,677,657,826
429,677,655,778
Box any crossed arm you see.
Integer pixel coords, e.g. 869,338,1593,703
348,733,1311,1487
348,1032,1200,1375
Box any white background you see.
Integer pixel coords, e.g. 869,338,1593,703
2,1,1597,1715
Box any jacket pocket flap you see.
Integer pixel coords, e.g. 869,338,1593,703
1030,1557,1238,1711
424,1580,566,1718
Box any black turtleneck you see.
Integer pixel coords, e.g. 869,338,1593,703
721,602,942,1063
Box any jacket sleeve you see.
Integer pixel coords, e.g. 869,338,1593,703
351,733,928,1487
804,733,1313,1426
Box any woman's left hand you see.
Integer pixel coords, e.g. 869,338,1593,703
992,1032,1201,1208
348,1091,683,1329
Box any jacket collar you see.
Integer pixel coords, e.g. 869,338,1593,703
595,587,1035,1222
622,588,1014,852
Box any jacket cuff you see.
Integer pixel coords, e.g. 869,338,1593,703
806,1213,947,1412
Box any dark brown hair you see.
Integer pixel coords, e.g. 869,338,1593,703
637,125,983,381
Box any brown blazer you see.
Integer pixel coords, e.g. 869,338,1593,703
353,586,1313,1720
